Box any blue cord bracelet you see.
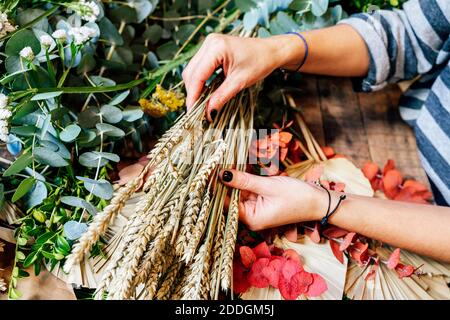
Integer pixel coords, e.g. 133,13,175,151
284,31,309,73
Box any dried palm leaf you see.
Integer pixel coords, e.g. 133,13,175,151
345,246,450,300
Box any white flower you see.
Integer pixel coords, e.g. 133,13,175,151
19,46,35,61
40,34,54,47
69,26,96,45
52,29,67,42
0,109,11,120
0,12,8,24
0,278,7,292
0,120,9,142
0,93,8,108
70,1,100,22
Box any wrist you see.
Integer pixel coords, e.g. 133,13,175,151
267,34,307,71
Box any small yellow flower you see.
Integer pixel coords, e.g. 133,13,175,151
139,98,168,118
153,85,185,113
139,85,186,118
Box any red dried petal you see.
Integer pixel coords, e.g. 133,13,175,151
322,226,349,239
305,273,328,297
281,259,302,281
279,147,288,162
382,159,396,176
282,249,303,266
339,232,356,251
278,272,308,300
279,132,293,145
284,226,298,242
248,258,271,288
329,240,344,264
252,242,272,259
239,246,256,268
387,248,401,269
395,263,415,278
261,258,284,288
305,222,321,244
403,179,428,192
394,186,432,204
349,241,370,265
233,261,250,294
321,146,335,159
382,169,403,199
362,161,379,182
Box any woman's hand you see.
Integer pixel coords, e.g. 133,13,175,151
182,34,305,121
219,169,322,230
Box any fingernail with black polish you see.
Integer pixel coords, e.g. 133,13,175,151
210,109,217,121
222,170,233,182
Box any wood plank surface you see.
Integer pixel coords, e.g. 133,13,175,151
316,76,371,167
296,75,429,186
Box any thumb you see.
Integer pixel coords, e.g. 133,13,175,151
220,169,273,195
206,77,245,122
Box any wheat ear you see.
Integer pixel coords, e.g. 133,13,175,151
220,188,240,291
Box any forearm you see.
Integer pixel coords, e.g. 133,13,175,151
269,24,370,77
311,189,450,262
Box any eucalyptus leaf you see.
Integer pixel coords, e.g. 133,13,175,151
143,24,163,44
311,0,329,16
146,51,159,69
60,124,81,142
90,76,116,87
60,196,98,216
100,105,123,123
109,90,130,105
79,151,109,168
96,123,125,137
5,29,41,56
24,180,47,209
129,0,155,23
63,221,88,240
156,41,179,60
122,106,144,122
99,17,124,46
77,176,114,200
34,147,69,167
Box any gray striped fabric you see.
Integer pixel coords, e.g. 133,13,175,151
339,0,450,205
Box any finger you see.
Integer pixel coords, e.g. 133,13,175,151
219,169,273,195
182,48,209,109
183,46,222,110
206,75,246,122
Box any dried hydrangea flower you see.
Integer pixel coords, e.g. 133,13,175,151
19,46,35,61
0,278,7,292
40,34,54,48
52,29,68,42
0,94,11,143
0,93,7,109
69,26,97,45
0,11,16,38
68,0,100,22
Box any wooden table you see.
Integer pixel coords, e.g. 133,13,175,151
295,75,429,187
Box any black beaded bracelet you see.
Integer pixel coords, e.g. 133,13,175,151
317,182,346,227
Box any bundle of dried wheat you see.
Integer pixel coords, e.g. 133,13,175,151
63,82,258,300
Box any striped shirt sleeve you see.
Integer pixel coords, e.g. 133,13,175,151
338,0,450,92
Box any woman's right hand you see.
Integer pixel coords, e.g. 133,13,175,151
182,33,305,121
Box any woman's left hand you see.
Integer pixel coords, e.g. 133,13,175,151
219,169,323,230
